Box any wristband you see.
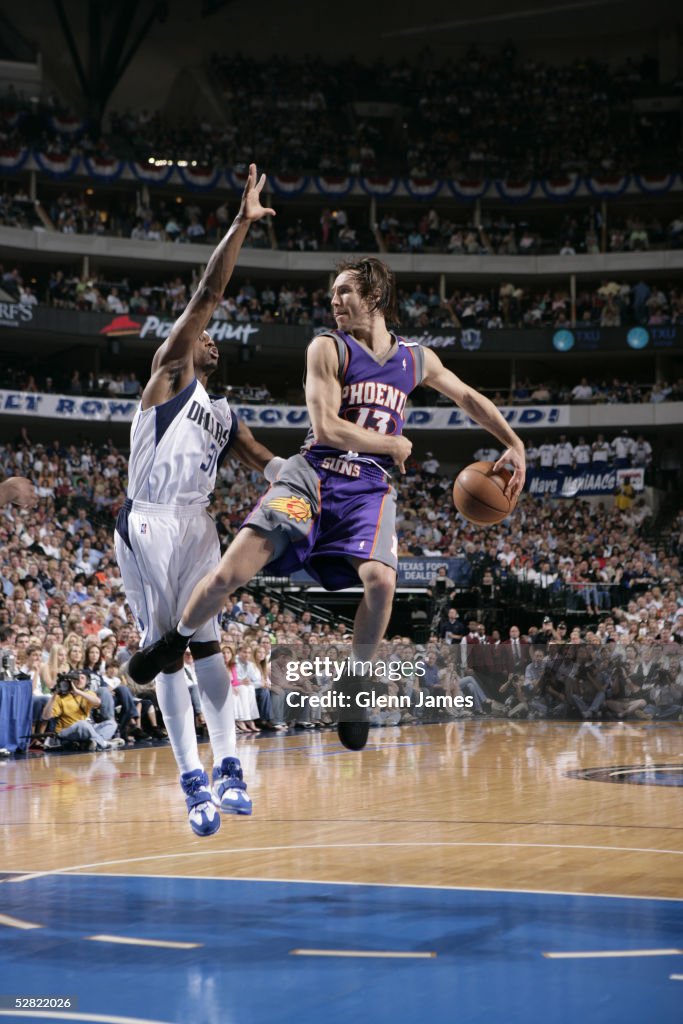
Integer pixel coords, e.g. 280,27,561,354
264,456,286,483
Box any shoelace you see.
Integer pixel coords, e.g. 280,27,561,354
222,760,242,780
185,774,207,795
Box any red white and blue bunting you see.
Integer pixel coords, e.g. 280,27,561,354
313,175,355,196
540,174,581,201
359,176,398,197
128,160,175,184
33,150,81,178
585,174,631,198
48,114,86,136
404,177,443,200
634,172,678,195
82,156,125,181
447,178,490,201
494,179,538,202
0,147,30,173
224,168,249,192
0,110,26,131
176,164,222,190
267,174,310,196
15,158,683,203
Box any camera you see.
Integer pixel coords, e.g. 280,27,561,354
56,671,79,696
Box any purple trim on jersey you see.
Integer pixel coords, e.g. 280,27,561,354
154,377,198,447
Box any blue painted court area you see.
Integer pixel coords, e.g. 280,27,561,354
0,875,681,1024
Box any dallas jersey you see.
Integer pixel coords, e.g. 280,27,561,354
126,377,236,505
115,377,237,646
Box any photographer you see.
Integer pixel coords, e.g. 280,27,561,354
428,567,456,625
42,670,120,751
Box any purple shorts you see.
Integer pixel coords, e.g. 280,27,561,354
242,453,397,590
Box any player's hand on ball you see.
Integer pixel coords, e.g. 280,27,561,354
391,436,412,473
241,163,276,222
493,446,526,500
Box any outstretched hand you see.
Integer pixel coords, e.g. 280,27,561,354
240,163,276,222
493,447,526,501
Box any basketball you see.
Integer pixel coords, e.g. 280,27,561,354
453,460,515,525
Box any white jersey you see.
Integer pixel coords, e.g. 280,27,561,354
525,445,539,467
554,442,574,468
474,447,500,463
612,436,633,460
573,443,591,465
116,378,237,645
538,444,555,468
591,441,611,463
631,440,652,466
126,378,235,506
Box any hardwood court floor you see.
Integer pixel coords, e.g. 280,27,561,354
1,721,683,1024
2,720,682,897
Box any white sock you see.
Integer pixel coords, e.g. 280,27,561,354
156,670,201,776
193,653,236,767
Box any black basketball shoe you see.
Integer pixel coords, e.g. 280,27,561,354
334,664,371,752
128,628,191,684
337,719,370,751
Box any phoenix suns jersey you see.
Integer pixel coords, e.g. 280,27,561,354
302,329,425,475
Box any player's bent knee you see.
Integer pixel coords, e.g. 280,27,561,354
362,562,396,602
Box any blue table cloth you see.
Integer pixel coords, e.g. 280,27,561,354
0,679,33,752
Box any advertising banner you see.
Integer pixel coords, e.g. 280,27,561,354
3,303,682,355
527,467,645,497
0,390,569,430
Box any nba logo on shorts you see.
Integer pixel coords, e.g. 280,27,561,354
140,523,147,534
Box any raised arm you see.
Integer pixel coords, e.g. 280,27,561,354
422,347,526,498
305,335,412,471
142,164,275,409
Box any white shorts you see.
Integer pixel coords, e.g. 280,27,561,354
115,499,221,646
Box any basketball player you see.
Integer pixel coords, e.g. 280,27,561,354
129,257,526,752
115,164,279,836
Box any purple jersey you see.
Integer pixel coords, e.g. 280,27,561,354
302,330,425,476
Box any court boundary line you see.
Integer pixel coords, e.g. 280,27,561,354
5,837,683,886
2,866,682,903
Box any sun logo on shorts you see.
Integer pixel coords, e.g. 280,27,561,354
266,495,312,523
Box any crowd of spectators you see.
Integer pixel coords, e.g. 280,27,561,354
2,47,681,180
377,210,683,258
4,180,683,266
0,188,43,231
467,433,654,472
4,259,683,339
492,381,683,407
0,435,682,754
436,279,683,331
2,352,682,413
